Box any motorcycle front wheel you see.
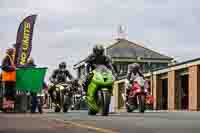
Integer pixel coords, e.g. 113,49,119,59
126,103,134,113
63,95,72,113
55,105,61,112
138,95,145,113
101,90,111,116
63,104,70,112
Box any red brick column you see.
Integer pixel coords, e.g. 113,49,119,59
153,75,162,110
189,65,200,111
168,71,176,110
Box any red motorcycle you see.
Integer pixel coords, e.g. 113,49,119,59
126,77,148,113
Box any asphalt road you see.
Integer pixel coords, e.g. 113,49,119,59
1,111,200,133
0,113,97,133
44,111,200,133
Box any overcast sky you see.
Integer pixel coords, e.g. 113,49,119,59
0,0,200,80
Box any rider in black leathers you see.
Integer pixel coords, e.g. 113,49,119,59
50,62,73,83
83,44,117,111
83,44,117,91
48,62,74,103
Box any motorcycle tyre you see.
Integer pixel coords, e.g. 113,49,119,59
88,109,97,116
55,106,61,112
138,95,145,113
63,104,69,113
101,90,111,116
126,105,134,113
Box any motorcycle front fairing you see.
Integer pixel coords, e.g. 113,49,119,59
91,65,114,90
86,65,114,113
131,77,147,95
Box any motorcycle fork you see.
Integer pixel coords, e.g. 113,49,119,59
129,97,137,105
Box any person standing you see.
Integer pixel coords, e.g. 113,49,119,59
25,58,40,113
1,48,16,101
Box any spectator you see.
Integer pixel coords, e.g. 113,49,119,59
1,48,16,101
26,57,36,67
25,57,41,113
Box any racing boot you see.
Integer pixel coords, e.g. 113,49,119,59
85,82,98,112
85,96,98,112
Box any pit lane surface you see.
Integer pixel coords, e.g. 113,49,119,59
0,113,97,133
1,111,200,133
44,111,200,133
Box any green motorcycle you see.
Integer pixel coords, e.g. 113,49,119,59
85,65,114,116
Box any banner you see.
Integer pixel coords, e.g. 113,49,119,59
14,15,37,66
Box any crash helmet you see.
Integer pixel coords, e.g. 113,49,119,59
59,61,66,69
129,63,140,73
93,44,105,55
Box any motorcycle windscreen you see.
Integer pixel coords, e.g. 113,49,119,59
134,77,145,87
93,65,113,83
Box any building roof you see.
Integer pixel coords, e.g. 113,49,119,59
154,57,200,71
74,39,173,68
143,57,200,77
106,39,173,60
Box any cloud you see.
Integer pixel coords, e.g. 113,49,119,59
1,0,200,80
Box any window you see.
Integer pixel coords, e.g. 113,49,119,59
116,64,120,73
117,63,128,76
143,63,150,73
141,63,145,73
119,64,124,75
156,63,168,69
123,64,128,74
80,67,86,79
151,63,157,70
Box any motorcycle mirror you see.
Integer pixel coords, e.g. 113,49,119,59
125,79,129,84
84,63,88,67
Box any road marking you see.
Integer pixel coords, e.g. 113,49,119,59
44,117,119,133
64,121,119,133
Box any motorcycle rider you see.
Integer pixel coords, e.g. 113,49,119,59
83,44,117,112
127,63,144,83
48,62,74,104
126,63,144,101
